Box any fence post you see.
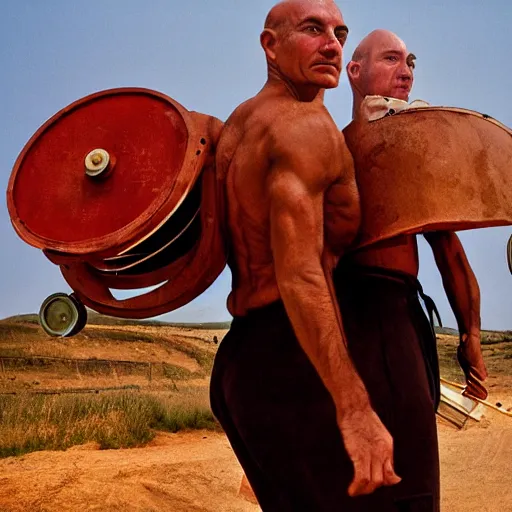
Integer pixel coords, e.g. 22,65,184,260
75,360,82,380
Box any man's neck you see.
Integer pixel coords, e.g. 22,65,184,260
351,92,365,120
265,66,324,103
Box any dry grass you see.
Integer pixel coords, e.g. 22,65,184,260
161,337,215,374
0,387,218,458
0,320,225,459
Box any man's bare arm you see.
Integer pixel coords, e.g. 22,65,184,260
267,117,400,496
424,231,488,397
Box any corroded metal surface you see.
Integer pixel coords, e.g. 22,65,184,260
8,88,209,259
343,107,512,249
7,88,227,319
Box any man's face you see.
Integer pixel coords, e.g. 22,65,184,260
359,35,414,101
272,2,348,89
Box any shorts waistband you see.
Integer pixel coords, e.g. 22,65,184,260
335,264,443,329
233,300,287,323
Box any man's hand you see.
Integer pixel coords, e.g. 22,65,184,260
338,407,401,496
458,332,488,400
424,231,487,399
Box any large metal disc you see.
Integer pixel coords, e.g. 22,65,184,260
7,88,206,258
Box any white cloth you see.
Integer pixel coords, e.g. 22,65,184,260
359,95,430,122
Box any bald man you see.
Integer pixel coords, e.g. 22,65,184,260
344,29,487,399
331,29,489,511
210,3,403,511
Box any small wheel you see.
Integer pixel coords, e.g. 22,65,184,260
39,293,87,337
508,235,512,275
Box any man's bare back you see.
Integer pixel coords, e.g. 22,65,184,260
218,92,359,316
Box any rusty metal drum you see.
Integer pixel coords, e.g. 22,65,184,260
343,107,512,249
7,88,227,328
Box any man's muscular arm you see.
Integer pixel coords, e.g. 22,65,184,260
424,231,488,398
267,114,400,496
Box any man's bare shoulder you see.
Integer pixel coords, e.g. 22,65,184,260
268,102,341,156
263,101,344,186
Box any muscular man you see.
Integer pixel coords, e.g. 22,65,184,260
331,29,489,510
210,3,401,510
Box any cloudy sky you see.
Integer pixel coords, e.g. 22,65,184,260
0,0,510,329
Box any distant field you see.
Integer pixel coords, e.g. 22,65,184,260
1,312,232,330
0,322,216,379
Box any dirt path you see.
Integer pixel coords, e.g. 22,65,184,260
0,414,511,512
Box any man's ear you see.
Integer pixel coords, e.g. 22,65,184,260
346,60,361,84
260,29,278,61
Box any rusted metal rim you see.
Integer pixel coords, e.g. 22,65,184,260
92,176,202,273
382,106,512,136
7,88,209,258
343,106,512,249
60,165,228,319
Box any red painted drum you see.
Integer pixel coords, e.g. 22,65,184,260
7,88,227,320
343,107,512,249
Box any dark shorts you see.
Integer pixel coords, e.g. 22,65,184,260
210,265,440,511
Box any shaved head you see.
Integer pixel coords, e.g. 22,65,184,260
352,29,406,63
347,29,415,116
264,0,341,34
264,1,289,32
260,0,348,95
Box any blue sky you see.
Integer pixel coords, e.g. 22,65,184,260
0,0,511,329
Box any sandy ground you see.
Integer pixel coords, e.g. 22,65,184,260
438,411,512,512
0,413,512,512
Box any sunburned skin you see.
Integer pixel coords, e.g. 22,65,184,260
345,29,488,398
220,98,359,316
216,0,401,497
218,0,359,316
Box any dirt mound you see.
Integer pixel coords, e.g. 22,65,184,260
0,431,259,512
